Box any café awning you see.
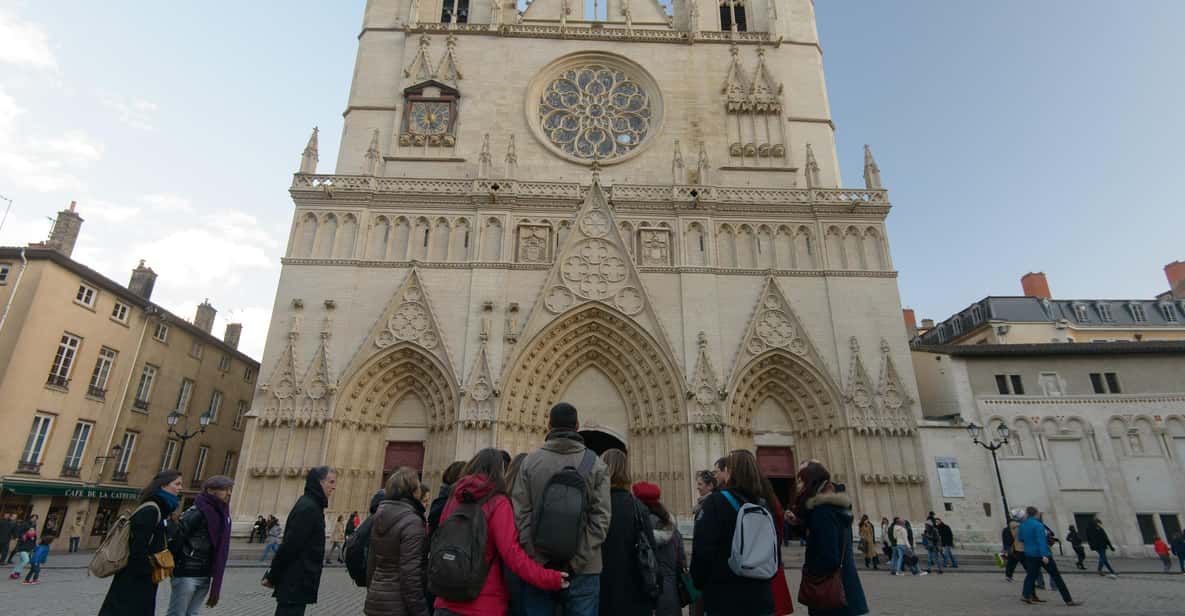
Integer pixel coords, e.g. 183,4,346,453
1,477,140,500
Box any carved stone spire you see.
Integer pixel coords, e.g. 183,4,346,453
863,144,882,189
504,135,517,179
672,139,685,184
404,34,433,81
363,129,382,176
299,127,319,174
478,133,492,178
434,34,462,83
695,141,710,185
804,143,822,188
722,44,749,111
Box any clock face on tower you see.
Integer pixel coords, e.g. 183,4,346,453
408,102,451,136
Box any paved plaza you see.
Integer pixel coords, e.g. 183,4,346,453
6,555,1182,616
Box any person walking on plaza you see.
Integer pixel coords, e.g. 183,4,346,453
1066,525,1087,570
1153,535,1172,573
858,515,878,570
922,520,944,574
66,512,84,553
1018,506,1081,607
167,475,234,616
260,516,281,562
796,460,868,616
1003,513,1041,587
8,514,37,564
511,402,611,616
20,533,52,585
263,466,336,616
633,481,683,616
891,518,923,576
598,449,657,616
431,449,567,616
1086,516,1118,578
1169,531,1185,574
936,518,957,568
365,467,429,616
8,526,36,580
99,470,184,616
690,449,777,616
327,516,346,565
0,513,14,564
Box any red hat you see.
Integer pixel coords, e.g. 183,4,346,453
632,481,661,506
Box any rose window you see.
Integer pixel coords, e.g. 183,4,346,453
539,64,652,161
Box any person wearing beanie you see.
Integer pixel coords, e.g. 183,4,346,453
167,475,234,615
633,482,683,616
512,402,611,616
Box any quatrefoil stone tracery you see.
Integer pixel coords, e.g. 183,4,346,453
538,64,653,161
756,310,795,347
390,303,430,340
562,239,627,300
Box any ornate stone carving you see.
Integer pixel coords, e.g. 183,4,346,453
877,338,914,429
637,228,671,266
544,286,575,314
613,286,644,315
538,63,652,161
516,224,552,263
561,239,628,300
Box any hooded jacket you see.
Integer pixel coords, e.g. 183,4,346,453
365,498,429,616
511,430,611,574
265,473,329,606
433,474,564,616
803,491,869,616
649,513,684,616
1086,522,1114,552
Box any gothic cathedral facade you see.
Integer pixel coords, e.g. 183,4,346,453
233,0,928,522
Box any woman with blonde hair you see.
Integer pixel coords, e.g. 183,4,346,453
365,467,430,616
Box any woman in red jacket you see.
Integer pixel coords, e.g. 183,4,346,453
433,448,568,616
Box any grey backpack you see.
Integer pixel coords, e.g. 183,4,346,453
720,490,779,580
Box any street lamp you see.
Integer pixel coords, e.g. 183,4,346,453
967,421,1013,522
92,443,125,482
167,410,211,471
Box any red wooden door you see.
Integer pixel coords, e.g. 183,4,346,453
384,441,425,473
757,446,796,478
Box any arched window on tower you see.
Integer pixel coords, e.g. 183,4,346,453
720,0,747,32
441,0,469,23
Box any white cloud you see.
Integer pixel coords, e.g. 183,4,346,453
132,209,278,288
0,89,21,133
141,193,193,213
0,87,101,193
99,94,158,131
37,131,105,162
0,10,56,70
84,199,140,223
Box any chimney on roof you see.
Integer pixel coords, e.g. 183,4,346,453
194,300,216,334
920,318,935,330
223,323,242,350
45,201,84,258
1021,272,1052,300
903,308,917,337
1166,260,1185,300
128,260,157,300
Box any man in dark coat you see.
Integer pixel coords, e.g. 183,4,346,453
936,518,958,567
263,467,337,616
0,513,14,564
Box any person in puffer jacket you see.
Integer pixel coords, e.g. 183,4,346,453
365,467,430,616
633,481,684,616
434,448,567,616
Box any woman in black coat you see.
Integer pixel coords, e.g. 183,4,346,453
599,449,657,616
263,466,336,615
99,470,183,616
690,450,776,616
796,461,868,616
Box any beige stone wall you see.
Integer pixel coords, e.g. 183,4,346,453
0,255,257,549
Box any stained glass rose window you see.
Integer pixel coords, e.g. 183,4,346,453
538,64,653,161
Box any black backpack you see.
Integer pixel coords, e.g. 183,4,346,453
633,501,661,600
427,495,493,602
531,449,597,565
344,516,375,587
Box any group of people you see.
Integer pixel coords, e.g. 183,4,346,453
854,514,959,577
259,401,869,616
2,512,51,585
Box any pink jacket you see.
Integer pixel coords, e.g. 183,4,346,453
433,475,564,616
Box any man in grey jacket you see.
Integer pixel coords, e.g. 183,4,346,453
512,402,611,616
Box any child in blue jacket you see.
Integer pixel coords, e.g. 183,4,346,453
21,535,52,585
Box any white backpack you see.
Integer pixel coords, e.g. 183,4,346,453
720,490,779,580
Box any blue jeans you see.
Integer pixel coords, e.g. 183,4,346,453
168,576,212,616
1095,548,1116,574
68,537,80,552
926,546,944,572
261,543,279,561
942,546,958,567
522,572,599,616
890,544,905,572
23,563,41,582
10,551,30,576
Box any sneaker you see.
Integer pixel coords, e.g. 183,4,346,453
29,580,39,585
8,573,18,580
918,571,929,576
21,581,32,585
1005,577,1014,583
1064,601,1083,607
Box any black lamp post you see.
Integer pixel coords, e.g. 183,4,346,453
92,443,125,485
167,410,211,471
967,421,1013,522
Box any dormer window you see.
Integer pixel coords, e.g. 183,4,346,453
970,305,983,323
1161,303,1179,322
1073,304,1089,322
1096,303,1114,322
720,0,748,32
1129,303,1147,322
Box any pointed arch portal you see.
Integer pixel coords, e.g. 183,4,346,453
498,302,692,511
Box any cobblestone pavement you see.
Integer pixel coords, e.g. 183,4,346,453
5,560,1183,616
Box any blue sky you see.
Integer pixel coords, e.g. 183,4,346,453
1,1,1182,358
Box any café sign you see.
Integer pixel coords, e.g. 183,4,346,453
1,478,139,500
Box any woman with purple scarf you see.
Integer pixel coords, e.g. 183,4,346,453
166,475,234,616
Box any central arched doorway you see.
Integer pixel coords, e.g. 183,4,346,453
580,429,626,455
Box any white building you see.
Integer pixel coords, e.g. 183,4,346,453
233,0,928,524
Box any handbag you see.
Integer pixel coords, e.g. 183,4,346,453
677,568,701,606
150,548,175,584
797,528,847,611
